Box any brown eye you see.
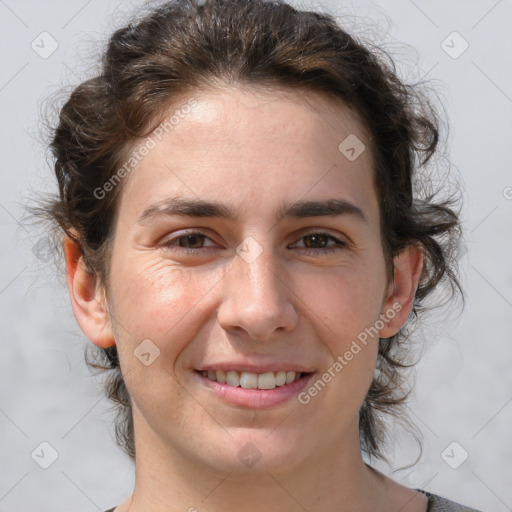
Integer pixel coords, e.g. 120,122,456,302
291,232,347,255
175,234,206,248
302,234,330,248
162,231,218,254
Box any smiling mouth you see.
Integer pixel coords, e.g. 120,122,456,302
196,370,310,389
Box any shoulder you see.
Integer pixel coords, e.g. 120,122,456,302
415,489,484,512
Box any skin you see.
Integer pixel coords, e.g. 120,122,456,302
64,86,427,512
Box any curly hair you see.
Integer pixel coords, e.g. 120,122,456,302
31,0,463,465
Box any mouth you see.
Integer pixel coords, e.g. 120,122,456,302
194,369,315,408
196,369,309,389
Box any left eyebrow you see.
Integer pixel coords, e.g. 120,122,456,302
136,197,368,225
279,199,367,224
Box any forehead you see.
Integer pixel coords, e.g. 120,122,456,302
171,85,370,157
116,85,378,227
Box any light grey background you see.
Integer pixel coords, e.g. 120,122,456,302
1,0,511,511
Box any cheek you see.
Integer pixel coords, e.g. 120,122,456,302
108,260,225,419
295,268,382,393
296,265,385,337
109,257,223,364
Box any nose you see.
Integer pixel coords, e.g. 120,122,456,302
217,243,298,341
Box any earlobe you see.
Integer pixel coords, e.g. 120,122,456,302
379,243,423,339
63,233,115,348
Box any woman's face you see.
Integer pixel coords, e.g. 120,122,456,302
85,86,413,475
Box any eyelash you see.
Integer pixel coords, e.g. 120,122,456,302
161,230,348,256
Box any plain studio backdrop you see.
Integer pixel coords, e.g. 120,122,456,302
0,0,511,511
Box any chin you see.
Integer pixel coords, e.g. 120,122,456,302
196,427,310,477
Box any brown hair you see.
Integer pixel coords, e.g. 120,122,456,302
31,0,463,465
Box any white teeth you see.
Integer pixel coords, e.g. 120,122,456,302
275,370,286,386
258,372,276,389
240,372,258,389
202,370,304,388
226,371,240,387
286,371,296,384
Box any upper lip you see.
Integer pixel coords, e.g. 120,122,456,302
196,363,316,373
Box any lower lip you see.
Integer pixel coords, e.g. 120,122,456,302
195,372,315,408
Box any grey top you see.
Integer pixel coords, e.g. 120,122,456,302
415,489,483,511
104,489,483,511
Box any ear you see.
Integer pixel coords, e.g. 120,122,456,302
63,233,115,348
379,243,423,338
